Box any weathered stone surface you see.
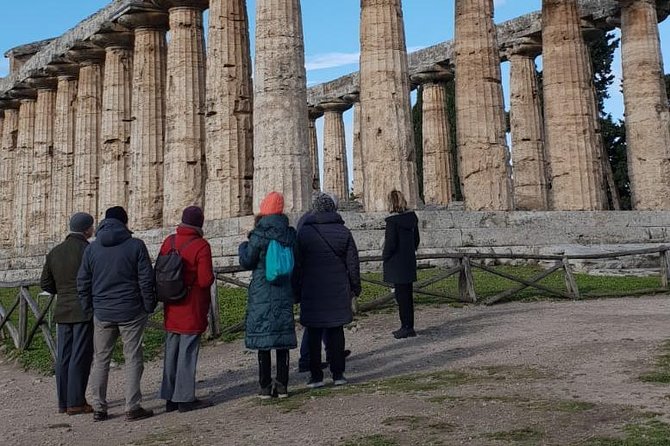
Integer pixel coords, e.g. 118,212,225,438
123,13,168,230
0,107,17,247
508,45,549,211
253,0,311,213
73,62,103,218
413,71,454,206
14,99,35,249
163,5,207,226
621,0,670,210
99,44,133,213
359,0,420,212
307,106,323,191
321,100,351,200
455,0,513,211
351,99,364,201
51,76,78,240
30,88,55,246
542,0,607,210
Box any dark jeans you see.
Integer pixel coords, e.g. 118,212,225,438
307,326,345,381
298,329,332,369
56,321,94,410
394,284,414,330
258,349,289,390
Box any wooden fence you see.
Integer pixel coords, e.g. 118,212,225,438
2,245,670,357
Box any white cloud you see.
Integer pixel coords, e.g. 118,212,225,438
306,52,360,71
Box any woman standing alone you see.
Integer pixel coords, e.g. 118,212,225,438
383,190,420,339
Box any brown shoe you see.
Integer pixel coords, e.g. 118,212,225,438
125,407,154,422
67,404,94,415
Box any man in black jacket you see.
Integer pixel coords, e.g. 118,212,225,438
41,212,95,415
77,206,156,422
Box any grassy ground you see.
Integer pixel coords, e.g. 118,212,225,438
0,265,666,375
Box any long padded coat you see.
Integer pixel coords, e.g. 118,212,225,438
294,211,362,328
238,214,298,350
382,211,420,285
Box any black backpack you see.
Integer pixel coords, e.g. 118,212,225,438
155,235,197,303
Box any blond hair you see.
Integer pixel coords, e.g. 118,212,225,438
387,190,408,214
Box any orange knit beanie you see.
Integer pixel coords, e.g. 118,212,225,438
259,192,285,216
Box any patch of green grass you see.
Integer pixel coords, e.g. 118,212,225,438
340,434,399,446
640,341,670,384
585,420,670,445
483,427,544,443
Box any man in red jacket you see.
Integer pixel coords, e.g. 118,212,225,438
159,206,215,413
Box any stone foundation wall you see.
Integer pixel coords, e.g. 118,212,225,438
2,210,669,283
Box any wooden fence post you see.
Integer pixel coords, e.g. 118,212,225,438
207,280,222,339
458,256,477,303
562,257,581,299
661,249,670,290
18,287,28,350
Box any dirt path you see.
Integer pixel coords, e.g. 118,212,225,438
1,296,670,446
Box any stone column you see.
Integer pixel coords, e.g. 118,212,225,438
163,1,208,226
118,11,168,230
360,0,419,212
412,70,454,206
320,100,352,200
0,104,18,247
70,50,105,218
350,98,364,201
542,0,607,210
50,73,78,240
30,83,57,245
508,42,549,211
92,32,134,214
206,0,254,219
620,0,670,209
15,98,36,249
454,0,513,211
307,106,323,191
253,0,311,213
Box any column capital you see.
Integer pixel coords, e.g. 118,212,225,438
308,105,324,121
91,31,134,49
152,0,209,11
503,38,542,60
45,62,80,78
0,99,20,109
320,100,352,114
342,93,360,104
25,76,58,91
117,10,169,30
67,45,106,65
411,68,454,86
8,87,37,101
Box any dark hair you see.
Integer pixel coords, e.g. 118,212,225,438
387,190,408,214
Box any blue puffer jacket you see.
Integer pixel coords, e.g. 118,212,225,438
77,218,157,323
238,214,298,350
294,212,361,328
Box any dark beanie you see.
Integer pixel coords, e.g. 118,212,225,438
69,212,94,233
105,206,128,225
312,192,338,213
182,206,204,228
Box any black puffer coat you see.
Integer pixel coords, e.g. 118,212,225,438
382,211,420,285
294,212,361,328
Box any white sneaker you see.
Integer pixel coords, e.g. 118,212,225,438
307,379,325,389
333,377,348,386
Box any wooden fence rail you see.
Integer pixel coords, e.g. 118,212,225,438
0,287,56,360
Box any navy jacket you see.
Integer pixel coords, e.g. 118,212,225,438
382,211,420,284
294,212,361,328
77,218,157,323
238,214,298,350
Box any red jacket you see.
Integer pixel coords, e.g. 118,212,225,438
160,225,215,335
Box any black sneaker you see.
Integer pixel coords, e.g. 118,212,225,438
393,328,417,339
93,411,108,422
259,386,272,400
125,407,154,422
343,349,351,359
178,399,213,413
274,383,289,399
165,400,178,413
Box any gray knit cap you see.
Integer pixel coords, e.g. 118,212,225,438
69,212,94,233
312,192,339,213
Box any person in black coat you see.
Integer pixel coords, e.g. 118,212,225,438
294,193,361,387
383,190,420,339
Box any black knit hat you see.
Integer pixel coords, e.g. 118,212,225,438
105,206,129,225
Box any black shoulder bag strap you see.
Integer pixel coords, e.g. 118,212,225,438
311,225,349,273
170,234,200,288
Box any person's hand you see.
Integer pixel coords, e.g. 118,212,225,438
351,295,359,315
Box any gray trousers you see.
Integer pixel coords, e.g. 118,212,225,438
160,332,201,403
90,313,148,412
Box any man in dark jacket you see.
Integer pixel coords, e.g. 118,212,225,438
41,212,95,415
78,206,156,422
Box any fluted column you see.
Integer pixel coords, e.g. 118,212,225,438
321,101,352,199
308,106,323,191
253,0,311,213
163,1,208,226
454,0,513,211
508,43,549,211
621,0,670,209
119,11,168,230
206,0,254,218
31,85,56,245
51,74,78,240
15,98,36,249
360,0,419,211
542,0,607,210
71,53,104,218
351,99,364,201
0,105,18,247
412,70,454,206
92,32,134,213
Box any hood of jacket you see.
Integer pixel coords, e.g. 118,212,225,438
95,218,132,247
302,211,344,227
386,211,418,230
176,224,204,239
254,214,296,246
